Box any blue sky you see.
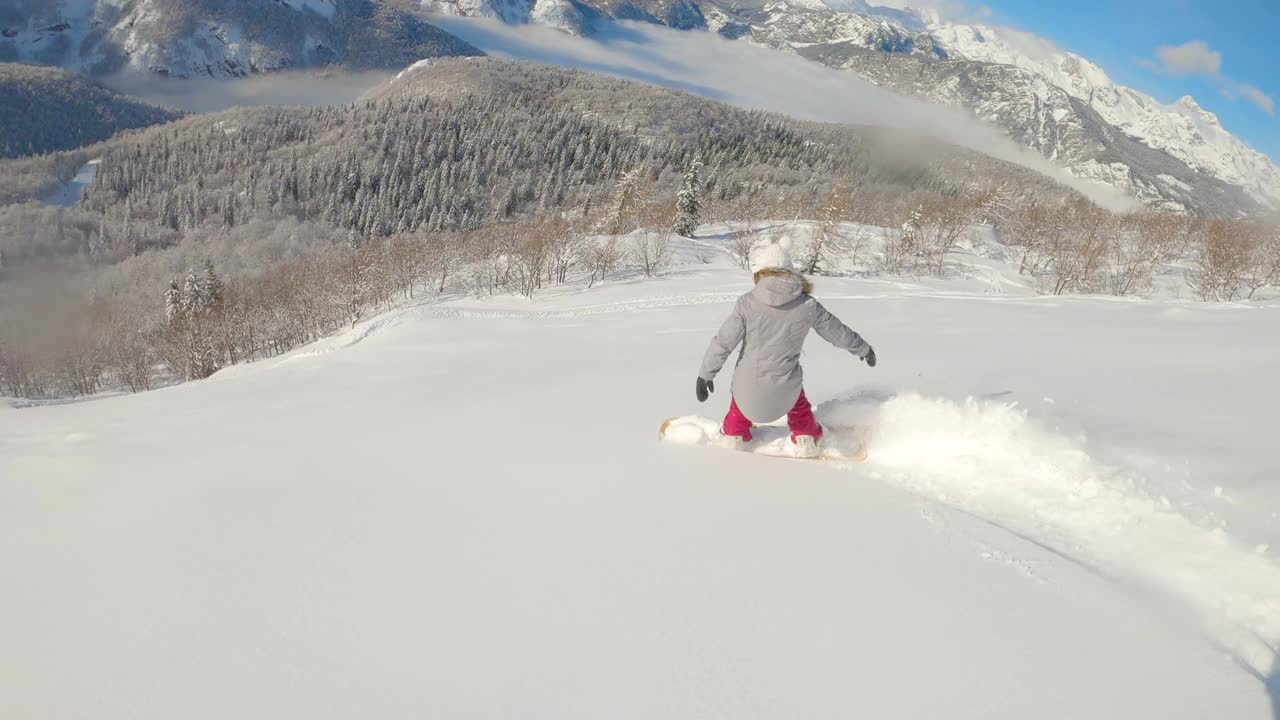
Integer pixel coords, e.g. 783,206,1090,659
949,0,1280,162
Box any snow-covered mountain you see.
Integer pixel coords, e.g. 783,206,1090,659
0,0,481,78
725,0,1280,215
410,0,1279,215
7,0,1276,214
922,16,1280,212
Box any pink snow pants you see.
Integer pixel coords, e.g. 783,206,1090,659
722,389,822,443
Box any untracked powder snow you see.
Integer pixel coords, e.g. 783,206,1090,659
2,226,1278,718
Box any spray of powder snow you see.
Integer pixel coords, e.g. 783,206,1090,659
815,391,1280,677
427,17,1139,212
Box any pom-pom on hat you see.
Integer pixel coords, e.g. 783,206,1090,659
750,236,795,275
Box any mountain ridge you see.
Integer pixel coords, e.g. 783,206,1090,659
414,0,1276,216
0,0,482,78
4,0,1275,216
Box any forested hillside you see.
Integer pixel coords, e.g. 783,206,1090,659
2,58,1071,273
13,58,1242,403
0,63,181,158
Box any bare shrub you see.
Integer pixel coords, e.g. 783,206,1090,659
630,230,673,278
509,220,557,299
1103,213,1190,296
730,228,758,270
798,184,846,275
1188,219,1266,301
882,206,921,274
1003,201,1063,278
587,236,623,288
1045,203,1110,296
1243,225,1280,299
917,196,973,277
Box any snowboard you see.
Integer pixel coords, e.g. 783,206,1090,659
659,415,868,462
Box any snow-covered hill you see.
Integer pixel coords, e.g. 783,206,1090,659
0,0,480,78
3,226,1278,717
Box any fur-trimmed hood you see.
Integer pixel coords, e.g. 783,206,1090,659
752,267,812,305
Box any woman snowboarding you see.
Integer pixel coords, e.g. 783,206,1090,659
696,237,876,457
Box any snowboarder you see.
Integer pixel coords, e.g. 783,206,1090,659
695,237,876,457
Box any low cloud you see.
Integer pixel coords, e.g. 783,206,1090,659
430,17,1136,210
1140,40,1274,117
1228,84,1276,117
1149,40,1222,78
102,69,396,113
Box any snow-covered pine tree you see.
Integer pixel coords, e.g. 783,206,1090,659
883,205,924,273
672,154,704,238
203,259,224,311
345,230,368,328
604,169,642,235
164,280,183,324
977,182,1013,228
122,201,136,256
903,205,923,251
87,229,103,259
183,269,205,314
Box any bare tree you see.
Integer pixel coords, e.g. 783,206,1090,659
587,236,623,288
882,205,922,274
1104,213,1189,296
731,228,759,270
510,220,555,299
798,183,851,275
1243,224,1280,299
1188,219,1256,301
1003,201,1061,277
630,230,673,278
1046,203,1110,296
548,217,591,285
917,196,973,277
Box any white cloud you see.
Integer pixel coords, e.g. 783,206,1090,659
1140,39,1274,118
428,17,1137,210
104,69,396,113
1233,84,1276,117
1151,41,1222,78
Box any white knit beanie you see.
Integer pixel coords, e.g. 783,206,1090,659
749,236,795,275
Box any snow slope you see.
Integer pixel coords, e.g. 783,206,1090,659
2,227,1279,718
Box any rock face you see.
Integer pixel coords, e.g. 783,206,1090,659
0,0,482,79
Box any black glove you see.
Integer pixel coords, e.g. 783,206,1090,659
861,347,877,368
696,377,714,402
